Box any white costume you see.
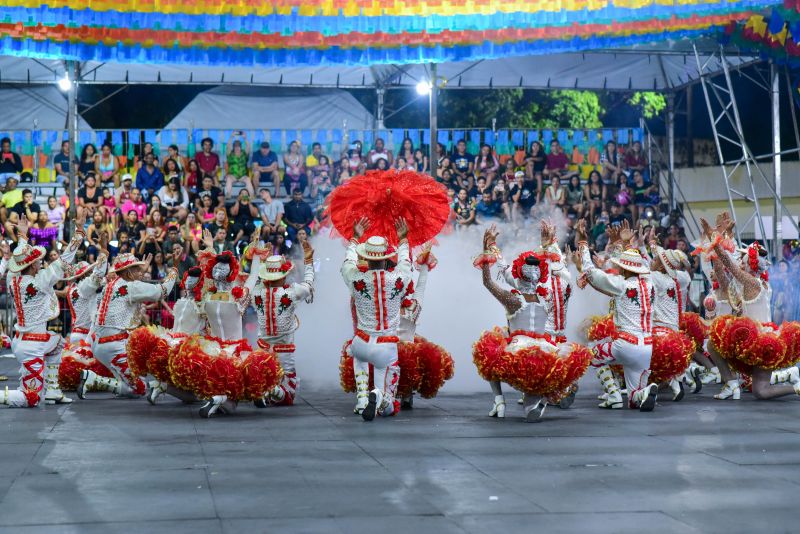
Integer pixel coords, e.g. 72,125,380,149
81,254,177,397
3,230,83,407
342,236,412,419
580,246,658,410
246,254,314,405
65,262,104,344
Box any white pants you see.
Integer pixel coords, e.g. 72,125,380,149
91,331,145,396
5,332,64,408
261,333,297,404
592,338,652,408
350,334,400,416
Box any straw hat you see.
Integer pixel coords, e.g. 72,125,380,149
6,241,46,273
63,261,96,281
109,253,147,273
355,236,396,261
258,255,293,282
610,249,650,275
655,247,683,277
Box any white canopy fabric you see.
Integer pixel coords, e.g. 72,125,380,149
163,87,375,130
0,40,759,92
0,86,92,130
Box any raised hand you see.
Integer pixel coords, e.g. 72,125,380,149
606,224,620,245
353,217,370,239
202,228,213,249
395,217,409,241
699,217,714,240
302,239,314,263
619,219,634,246
16,214,29,238
483,224,499,251
75,208,87,230
142,253,153,267
575,219,588,243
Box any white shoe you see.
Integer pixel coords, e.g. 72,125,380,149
637,384,659,412
701,367,721,385
353,396,369,415
44,392,73,405
517,397,523,405
199,395,230,418
684,363,703,394
362,388,382,422
524,399,547,423
771,367,800,385
669,379,684,402
597,392,609,401
147,380,167,405
489,395,506,418
77,370,95,400
598,390,623,409
714,379,741,400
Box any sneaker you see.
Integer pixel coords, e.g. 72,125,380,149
362,389,382,422
670,379,684,402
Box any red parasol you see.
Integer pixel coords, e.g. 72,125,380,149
327,169,450,248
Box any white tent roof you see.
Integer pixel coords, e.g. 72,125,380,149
0,40,759,92
163,87,375,130
0,86,92,130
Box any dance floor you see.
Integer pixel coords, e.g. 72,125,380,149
0,355,798,534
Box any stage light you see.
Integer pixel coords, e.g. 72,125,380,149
57,75,72,92
415,80,432,96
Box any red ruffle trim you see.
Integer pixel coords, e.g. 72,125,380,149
679,312,709,350
59,343,114,391
127,327,173,382
709,316,800,372
587,314,616,342
650,329,695,383
472,329,591,400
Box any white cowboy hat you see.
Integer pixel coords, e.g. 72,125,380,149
258,255,293,281
109,253,147,273
655,247,683,278
62,260,97,281
355,236,396,261
610,248,650,275
7,241,46,273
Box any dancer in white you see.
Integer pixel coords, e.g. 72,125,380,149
78,253,177,399
342,217,413,421
575,219,659,411
3,213,86,407
246,237,315,407
64,260,102,344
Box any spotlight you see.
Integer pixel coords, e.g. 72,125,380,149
415,80,432,96
57,75,72,92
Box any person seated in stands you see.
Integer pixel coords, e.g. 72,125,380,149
283,188,314,242
258,188,284,237
45,196,66,240
283,141,307,197
346,141,366,176
138,142,160,169
0,176,22,224
491,176,512,220
3,210,20,244
630,169,658,223
11,188,40,224
475,191,501,223
367,138,393,169
77,143,97,185
78,174,102,217
119,187,148,223
229,189,260,243
96,142,120,188
306,142,325,170
398,138,414,165
474,143,500,189
584,170,606,224
166,144,187,174
600,140,625,186
543,175,567,214
157,176,190,223
500,159,517,184
624,141,649,182
196,137,221,185
196,175,225,211
435,142,451,181
224,132,254,198
184,159,201,196
249,141,280,199
135,152,164,203
544,140,577,180
453,188,476,229
99,187,117,227
374,159,389,171
509,170,538,222
608,202,630,228
53,140,77,186
310,155,333,200
162,157,182,184
525,141,547,180
413,149,428,174
452,139,475,193
566,175,586,220
0,137,23,187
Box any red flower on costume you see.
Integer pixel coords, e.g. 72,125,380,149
23,283,38,304
111,284,129,302
712,281,720,290
278,294,292,314
389,278,405,300
666,287,676,300
232,286,244,300
357,265,368,273
536,286,548,297
626,288,639,305
254,296,263,307
71,288,79,302
402,298,413,308
353,280,369,297
208,285,217,294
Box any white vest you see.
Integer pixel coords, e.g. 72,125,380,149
8,273,59,331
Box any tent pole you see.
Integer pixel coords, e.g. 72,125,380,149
666,92,676,209
67,60,79,235
770,62,781,259
376,88,385,130
429,63,438,178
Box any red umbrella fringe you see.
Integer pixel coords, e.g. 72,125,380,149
680,312,709,349
240,349,284,401
204,356,244,400
327,169,450,248
650,330,694,383
587,314,616,342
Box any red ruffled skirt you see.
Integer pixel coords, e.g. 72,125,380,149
709,315,800,373
165,335,284,401
650,327,695,383
127,326,177,383
679,312,709,350
59,341,113,391
339,336,455,399
472,328,592,401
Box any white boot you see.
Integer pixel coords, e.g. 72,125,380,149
714,379,741,400
44,362,72,405
701,366,721,385
362,388,383,422
489,395,506,418
596,366,623,409
684,363,703,394
771,367,799,385
353,360,370,415
634,384,658,412
77,370,118,399
199,395,234,418
669,378,684,402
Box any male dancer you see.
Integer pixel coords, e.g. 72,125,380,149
575,219,659,411
247,237,315,407
78,253,177,398
342,217,413,421
3,212,86,407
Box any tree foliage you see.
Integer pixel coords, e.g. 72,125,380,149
627,92,666,119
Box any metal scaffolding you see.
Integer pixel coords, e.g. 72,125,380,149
694,44,800,255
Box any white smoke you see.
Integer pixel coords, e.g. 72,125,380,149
294,207,610,394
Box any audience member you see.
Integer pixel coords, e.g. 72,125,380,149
96,142,120,188
0,138,23,187
283,140,307,197
78,143,97,184
283,188,313,241
225,132,253,198
451,139,475,192
367,138,393,169
53,140,76,185
196,137,221,183
136,152,164,202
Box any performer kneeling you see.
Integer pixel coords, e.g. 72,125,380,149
3,213,86,407
342,217,413,421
